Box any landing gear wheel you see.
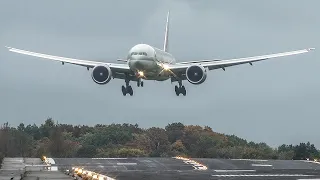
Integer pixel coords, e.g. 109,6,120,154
175,86,180,96
122,75,134,96
141,81,144,87
137,81,140,87
174,85,187,96
181,86,186,96
127,86,133,96
121,85,127,96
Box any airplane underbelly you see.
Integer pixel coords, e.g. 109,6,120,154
128,60,170,81
145,71,170,81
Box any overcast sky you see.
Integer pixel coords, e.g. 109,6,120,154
0,0,319,148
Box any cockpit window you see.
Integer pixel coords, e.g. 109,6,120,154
131,52,147,56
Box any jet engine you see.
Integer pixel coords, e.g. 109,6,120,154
91,65,112,84
186,65,207,85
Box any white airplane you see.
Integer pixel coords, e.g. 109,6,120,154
6,12,315,96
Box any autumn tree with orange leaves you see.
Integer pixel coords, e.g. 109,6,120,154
0,118,319,160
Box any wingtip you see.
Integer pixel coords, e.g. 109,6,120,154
308,47,315,51
5,46,13,50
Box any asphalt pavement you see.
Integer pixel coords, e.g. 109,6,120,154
3,157,320,180
53,157,320,180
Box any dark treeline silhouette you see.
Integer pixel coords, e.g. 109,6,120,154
0,118,319,161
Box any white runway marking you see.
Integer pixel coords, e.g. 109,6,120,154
231,159,268,162
214,170,256,173
173,156,208,170
117,163,137,166
251,164,273,167
212,174,314,177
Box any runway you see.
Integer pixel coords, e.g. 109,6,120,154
53,157,320,180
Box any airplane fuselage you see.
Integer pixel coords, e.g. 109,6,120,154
127,44,176,81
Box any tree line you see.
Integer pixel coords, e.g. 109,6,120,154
0,118,319,162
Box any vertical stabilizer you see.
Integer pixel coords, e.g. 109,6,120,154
163,11,170,52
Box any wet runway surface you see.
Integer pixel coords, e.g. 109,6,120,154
54,157,320,180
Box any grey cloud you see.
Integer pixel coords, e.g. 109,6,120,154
0,0,319,148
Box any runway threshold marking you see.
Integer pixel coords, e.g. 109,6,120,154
212,174,314,177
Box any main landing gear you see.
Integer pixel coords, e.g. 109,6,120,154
175,81,186,96
121,75,144,96
122,78,133,96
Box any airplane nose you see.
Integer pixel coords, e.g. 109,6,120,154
134,60,145,69
129,59,144,69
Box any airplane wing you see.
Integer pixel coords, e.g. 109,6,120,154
168,48,315,79
6,46,132,78
177,59,222,64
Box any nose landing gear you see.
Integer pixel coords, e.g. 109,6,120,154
174,81,186,96
137,79,144,87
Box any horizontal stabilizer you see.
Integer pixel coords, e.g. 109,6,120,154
117,59,128,62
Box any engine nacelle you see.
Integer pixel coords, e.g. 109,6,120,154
186,65,207,85
91,65,112,84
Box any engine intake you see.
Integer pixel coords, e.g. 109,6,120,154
91,65,112,84
186,65,207,85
